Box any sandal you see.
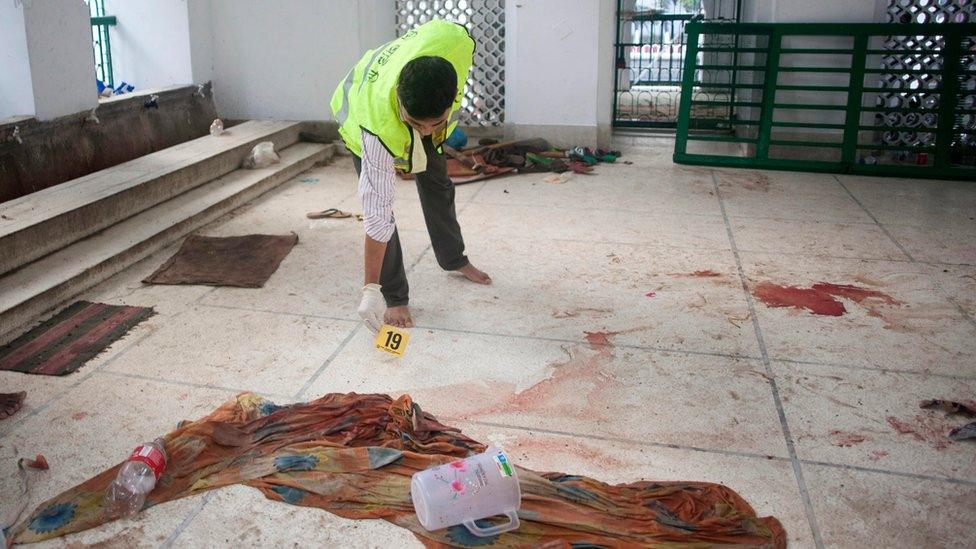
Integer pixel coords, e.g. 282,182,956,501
306,208,353,219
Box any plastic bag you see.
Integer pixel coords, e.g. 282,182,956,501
243,141,279,169
209,119,225,136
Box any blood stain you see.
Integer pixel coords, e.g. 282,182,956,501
752,282,901,317
886,415,952,450
583,330,618,349
71,411,88,421
645,291,656,299
753,283,846,316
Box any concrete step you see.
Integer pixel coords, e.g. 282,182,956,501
0,141,332,344
0,120,303,276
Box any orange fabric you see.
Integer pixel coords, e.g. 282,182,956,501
14,393,786,547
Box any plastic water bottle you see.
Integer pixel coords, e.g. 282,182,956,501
103,438,167,519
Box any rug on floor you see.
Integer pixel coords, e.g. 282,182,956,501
143,233,298,288
0,301,154,376
12,392,786,547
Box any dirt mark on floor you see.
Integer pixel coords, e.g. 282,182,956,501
829,430,868,447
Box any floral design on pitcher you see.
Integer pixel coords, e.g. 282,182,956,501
448,460,467,472
436,468,467,501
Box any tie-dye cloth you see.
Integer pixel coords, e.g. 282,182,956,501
12,393,786,547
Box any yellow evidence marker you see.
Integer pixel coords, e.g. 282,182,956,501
374,324,410,357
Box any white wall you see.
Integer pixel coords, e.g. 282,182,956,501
104,0,194,91
0,3,34,119
22,0,97,120
192,0,395,121
188,0,214,84
745,0,884,23
506,0,615,146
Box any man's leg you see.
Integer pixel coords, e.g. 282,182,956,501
414,137,490,284
353,155,410,313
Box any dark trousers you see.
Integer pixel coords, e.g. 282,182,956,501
353,136,469,307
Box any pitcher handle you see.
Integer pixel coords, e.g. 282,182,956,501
462,511,520,537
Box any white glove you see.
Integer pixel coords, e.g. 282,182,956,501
358,283,385,333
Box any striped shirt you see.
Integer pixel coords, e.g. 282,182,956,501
359,131,397,242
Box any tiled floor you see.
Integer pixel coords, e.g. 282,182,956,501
1,136,974,548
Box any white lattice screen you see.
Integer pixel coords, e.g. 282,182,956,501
395,0,506,126
876,0,976,149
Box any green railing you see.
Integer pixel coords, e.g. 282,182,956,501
89,0,116,88
674,22,976,180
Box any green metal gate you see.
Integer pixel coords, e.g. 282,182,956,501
673,22,976,180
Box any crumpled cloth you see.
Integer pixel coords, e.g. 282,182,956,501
12,393,786,547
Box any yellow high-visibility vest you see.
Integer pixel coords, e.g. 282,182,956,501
330,20,473,173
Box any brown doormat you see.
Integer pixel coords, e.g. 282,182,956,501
0,301,154,376
144,233,298,288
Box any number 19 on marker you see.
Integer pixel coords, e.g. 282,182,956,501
374,324,410,357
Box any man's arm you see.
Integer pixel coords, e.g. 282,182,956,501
364,236,386,284
357,132,397,331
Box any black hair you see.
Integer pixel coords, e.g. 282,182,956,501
397,56,458,120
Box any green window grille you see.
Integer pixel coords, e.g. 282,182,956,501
674,22,976,181
88,0,117,88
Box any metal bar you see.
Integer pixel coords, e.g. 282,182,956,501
841,34,868,165
855,144,937,151
673,21,701,158
612,0,622,126
861,106,939,113
687,135,758,143
774,103,848,110
692,100,762,107
699,64,764,70
866,49,945,55
776,85,850,92
729,0,744,130
864,68,940,75
861,86,942,93
690,21,976,35
756,30,782,160
780,48,852,54
102,23,113,87
770,140,844,148
773,121,847,129
700,47,768,53
778,67,851,73
692,82,765,89
857,125,937,132
934,28,963,168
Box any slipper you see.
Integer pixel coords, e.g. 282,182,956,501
306,208,353,219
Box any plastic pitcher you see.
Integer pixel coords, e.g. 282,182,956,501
411,447,521,537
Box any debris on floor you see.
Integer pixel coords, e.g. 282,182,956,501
2,451,50,544
0,302,154,376
919,399,976,416
10,392,786,547
0,391,27,419
398,138,624,185
24,454,49,470
919,399,976,442
143,233,298,288
543,173,571,184
242,141,280,169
